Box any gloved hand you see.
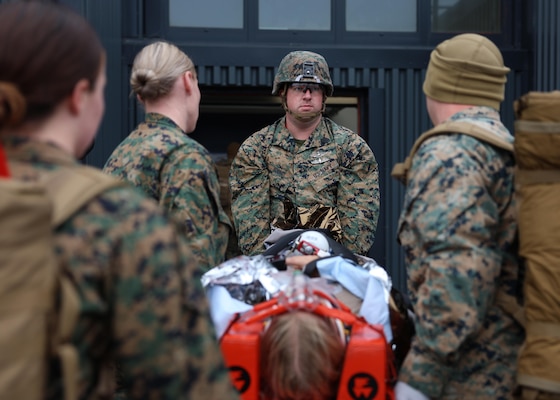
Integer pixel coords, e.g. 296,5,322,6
394,381,430,400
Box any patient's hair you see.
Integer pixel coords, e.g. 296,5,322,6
260,311,345,400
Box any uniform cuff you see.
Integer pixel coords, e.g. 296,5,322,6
395,381,430,400
398,344,448,398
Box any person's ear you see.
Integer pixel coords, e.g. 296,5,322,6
68,79,90,115
182,71,196,94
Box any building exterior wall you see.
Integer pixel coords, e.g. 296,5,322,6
533,0,560,90
5,0,557,291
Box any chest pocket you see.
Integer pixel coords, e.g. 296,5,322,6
308,158,339,195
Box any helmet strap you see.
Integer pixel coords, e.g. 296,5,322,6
281,93,326,122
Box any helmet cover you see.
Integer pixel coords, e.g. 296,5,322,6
272,50,333,96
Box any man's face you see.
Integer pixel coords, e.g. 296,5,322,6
285,83,324,119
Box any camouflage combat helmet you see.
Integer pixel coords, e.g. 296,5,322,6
272,51,334,96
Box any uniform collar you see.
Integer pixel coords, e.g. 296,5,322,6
145,112,186,134
1,137,78,166
271,116,335,152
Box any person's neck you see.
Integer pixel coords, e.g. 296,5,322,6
16,109,78,156
431,103,474,125
145,98,188,132
285,114,322,141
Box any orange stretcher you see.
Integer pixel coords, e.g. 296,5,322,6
221,287,396,400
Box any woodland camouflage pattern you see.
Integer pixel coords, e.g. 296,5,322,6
3,139,238,400
397,107,524,399
230,116,379,256
272,50,333,96
103,113,231,270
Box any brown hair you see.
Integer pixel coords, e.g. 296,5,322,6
260,311,345,400
130,41,196,102
0,1,104,130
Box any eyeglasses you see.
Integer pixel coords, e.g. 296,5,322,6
289,83,323,94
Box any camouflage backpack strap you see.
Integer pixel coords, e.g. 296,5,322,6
391,120,514,185
45,166,123,400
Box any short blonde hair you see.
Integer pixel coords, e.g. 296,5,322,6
130,41,196,101
260,311,345,400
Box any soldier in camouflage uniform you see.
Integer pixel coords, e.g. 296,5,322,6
230,51,380,256
0,3,238,399
393,34,524,400
103,41,231,271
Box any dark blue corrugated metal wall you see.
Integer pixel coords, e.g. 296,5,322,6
4,0,558,292
534,0,560,90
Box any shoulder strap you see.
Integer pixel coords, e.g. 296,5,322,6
391,121,514,184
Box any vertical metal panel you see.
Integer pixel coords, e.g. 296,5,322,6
534,0,560,90
212,66,221,85
366,88,387,268
380,67,432,292
258,66,268,86
347,67,356,87
331,68,341,88
81,0,123,168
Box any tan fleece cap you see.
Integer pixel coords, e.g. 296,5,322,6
423,33,510,110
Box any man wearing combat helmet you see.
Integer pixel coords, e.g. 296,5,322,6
230,50,380,256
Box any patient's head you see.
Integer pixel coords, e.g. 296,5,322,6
260,310,345,400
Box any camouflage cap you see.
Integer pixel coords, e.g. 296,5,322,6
272,51,334,96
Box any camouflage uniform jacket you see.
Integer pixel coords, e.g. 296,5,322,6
3,139,239,400
397,107,524,399
103,112,231,270
230,116,379,256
